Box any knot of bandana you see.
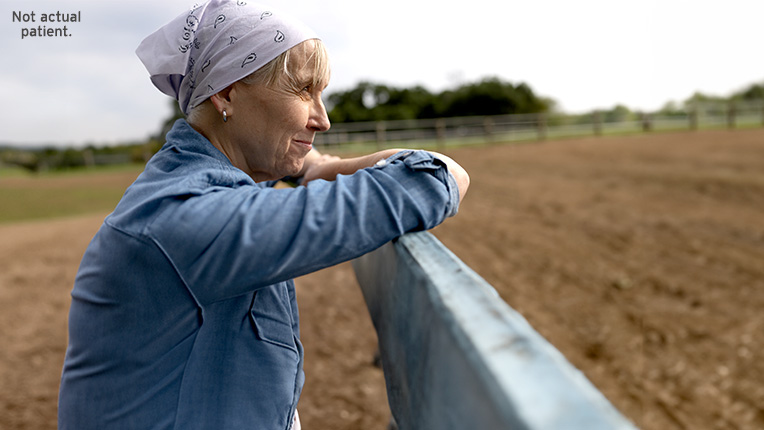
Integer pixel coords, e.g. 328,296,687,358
136,0,318,115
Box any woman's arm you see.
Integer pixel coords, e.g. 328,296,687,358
302,148,470,202
301,149,401,182
425,151,470,203
151,150,461,303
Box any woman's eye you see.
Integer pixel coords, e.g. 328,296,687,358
297,85,313,101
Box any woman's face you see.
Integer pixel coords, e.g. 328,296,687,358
227,40,330,181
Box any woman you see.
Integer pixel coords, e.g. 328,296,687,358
58,1,469,429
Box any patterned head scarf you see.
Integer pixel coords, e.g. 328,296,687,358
136,0,318,115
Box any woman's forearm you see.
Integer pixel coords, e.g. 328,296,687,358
301,149,404,183
302,148,469,202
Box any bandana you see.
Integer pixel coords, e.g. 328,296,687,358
136,0,318,115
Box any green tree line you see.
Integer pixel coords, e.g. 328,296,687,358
326,77,554,123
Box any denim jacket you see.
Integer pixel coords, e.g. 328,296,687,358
58,119,459,429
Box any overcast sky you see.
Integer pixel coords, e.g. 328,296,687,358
1,0,763,147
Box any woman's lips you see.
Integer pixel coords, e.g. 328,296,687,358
293,139,313,151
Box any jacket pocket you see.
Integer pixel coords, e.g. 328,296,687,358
249,283,297,351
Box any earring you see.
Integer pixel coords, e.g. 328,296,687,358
222,109,228,123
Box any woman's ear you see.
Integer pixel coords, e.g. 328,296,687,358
209,84,235,116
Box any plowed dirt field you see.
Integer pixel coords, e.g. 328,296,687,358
2,128,763,429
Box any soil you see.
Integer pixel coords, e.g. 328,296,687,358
1,128,763,429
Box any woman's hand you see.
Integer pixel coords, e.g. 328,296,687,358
301,152,342,184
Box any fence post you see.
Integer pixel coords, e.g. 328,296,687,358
483,117,494,142
727,103,736,129
641,113,652,132
689,107,698,130
537,113,547,141
593,110,602,136
83,149,95,167
376,121,387,150
435,119,446,151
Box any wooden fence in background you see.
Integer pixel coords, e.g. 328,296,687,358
315,100,764,150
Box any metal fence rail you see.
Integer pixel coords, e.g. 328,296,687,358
352,231,637,430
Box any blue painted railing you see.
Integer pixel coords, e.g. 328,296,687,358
352,231,637,430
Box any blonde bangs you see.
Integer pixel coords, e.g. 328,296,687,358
242,39,330,92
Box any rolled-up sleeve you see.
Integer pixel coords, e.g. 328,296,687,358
373,150,460,218
147,150,459,304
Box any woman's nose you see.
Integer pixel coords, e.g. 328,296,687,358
308,97,331,132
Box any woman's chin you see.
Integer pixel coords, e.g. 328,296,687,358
284,159,305,179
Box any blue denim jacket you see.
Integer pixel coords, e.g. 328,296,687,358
58,119,459,429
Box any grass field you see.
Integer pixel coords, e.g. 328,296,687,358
0,164,142,224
